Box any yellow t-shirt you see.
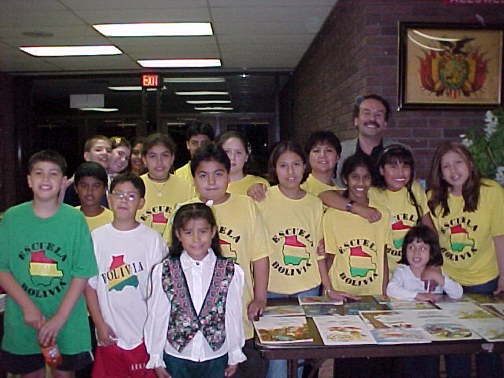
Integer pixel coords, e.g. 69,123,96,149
301,173,340,197
323,200,391,296
137,174,195,234
228,175,269,196
369,181,429,272
163,194,269,339
430,179,504,286
75,206,113,231
257,186,324,295
174,162,193,182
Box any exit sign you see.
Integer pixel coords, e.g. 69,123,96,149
142,74,159,87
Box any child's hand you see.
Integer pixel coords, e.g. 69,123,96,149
154,367,171,378
247,298,267,321
415,293,440,303
353,203,382,223
421,266,444,289
22,303,44,330
327,290,361,302
38,314,65,346
247,183,267,202
96,323,118,346
316,239,326,257
224,364,238,377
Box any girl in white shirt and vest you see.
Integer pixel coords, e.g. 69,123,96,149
145,203,246,378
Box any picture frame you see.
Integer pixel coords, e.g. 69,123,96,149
397,22,503,110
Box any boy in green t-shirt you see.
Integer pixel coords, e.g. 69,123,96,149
0,150,98,377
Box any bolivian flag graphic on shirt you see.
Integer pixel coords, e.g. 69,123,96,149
349,246,376,278
29,251,63,287
152,212,169,225
282,235,309,266
450,224,475,253
219,239,237,262
107,255,139,292
391,220,412,249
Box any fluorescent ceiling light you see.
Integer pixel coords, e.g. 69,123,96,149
194,107,233,111
175,91,229,96
108,86,157,91
187,100,231,104
20,45,122,57
138,59,221,68
79,107,119,112
93,23,212,37
164,77,225,83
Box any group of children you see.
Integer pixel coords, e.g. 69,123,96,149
0,120,503,378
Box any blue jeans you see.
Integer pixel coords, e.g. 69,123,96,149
445,277,503,378
266,285,320,378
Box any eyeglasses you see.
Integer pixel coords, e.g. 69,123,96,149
111,191,138,202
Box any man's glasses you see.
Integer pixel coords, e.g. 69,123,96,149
111,191,138,202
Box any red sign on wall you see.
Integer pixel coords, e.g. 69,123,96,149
142,74,159,88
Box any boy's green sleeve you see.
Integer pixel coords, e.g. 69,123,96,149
71,213,98,278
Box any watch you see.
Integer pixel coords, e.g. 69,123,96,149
346,200,355,212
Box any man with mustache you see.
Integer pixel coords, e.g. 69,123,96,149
336,94,404,186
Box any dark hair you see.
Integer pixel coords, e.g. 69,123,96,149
340,154,373,198
375,145,422,224
353,94,391,121
186,122,215,141
110,136,132,151
428,141,481,217
305,130,342,179
399,225,443,267
110,172,146,198
131,136,144,149
268,141,309,185
84,135,111,152
216,130,253,173
74,162,108,186
28,150,67,175
190,143,231,176
170,203,222,258
305,130,342,156
142,133,176,156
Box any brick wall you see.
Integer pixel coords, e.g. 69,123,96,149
282,0,504,181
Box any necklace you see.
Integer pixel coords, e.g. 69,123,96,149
148,174,170,198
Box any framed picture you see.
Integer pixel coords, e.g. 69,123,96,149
398,22,503,110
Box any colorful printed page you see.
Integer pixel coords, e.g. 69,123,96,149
372,295,389,304
481,303,504,318
302,304,342,317
469,318,504,342
254,316,313,344
399,309,482,342
370,328,432,344
465,293,503,304
344,301,381,315
298,296,343,305
262,305,305,317
385,300,437,311
313,315,376,345
436,302,496,321
360,309,481,342
359,311,415,329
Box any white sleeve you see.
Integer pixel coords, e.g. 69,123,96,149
225,264,247,366
87,275,98,290
144,262,171,368
386,266,418,301
441,271,464,299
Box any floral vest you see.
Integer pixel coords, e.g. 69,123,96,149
161,256,235,352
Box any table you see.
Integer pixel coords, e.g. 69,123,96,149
255,296,504,378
